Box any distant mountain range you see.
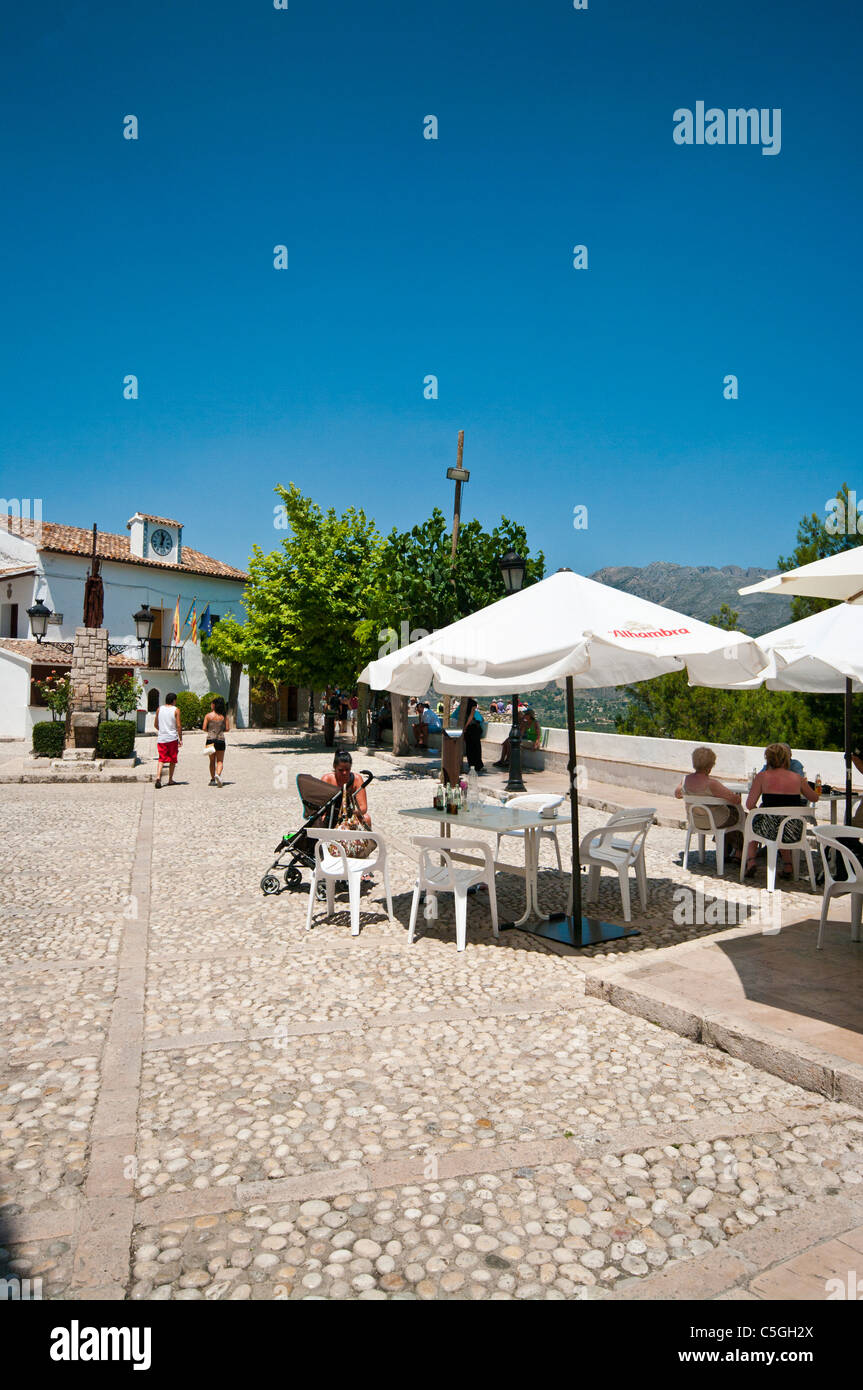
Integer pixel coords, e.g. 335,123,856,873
588,562,792,637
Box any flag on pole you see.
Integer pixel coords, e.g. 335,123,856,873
200,605,212,638
184,599,197,645
171,597,180,645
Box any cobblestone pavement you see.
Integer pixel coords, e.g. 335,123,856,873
2,731,862,1300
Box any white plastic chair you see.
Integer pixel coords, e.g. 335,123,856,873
683,795,743,876
408,836,498,952
305,829,394,937
576,813,653,922
494,793,564,871
808,825,863,949
740,805,817,892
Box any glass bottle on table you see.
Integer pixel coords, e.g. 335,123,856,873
468,769,479,809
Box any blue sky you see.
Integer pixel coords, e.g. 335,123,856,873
1,0,860,578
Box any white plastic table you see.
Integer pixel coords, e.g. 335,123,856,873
399,803,561,926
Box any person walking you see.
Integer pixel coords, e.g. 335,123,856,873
154,692,182,789
462,697,486,774
348,692,359,738
202,696,230,787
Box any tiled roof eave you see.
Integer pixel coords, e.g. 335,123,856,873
38,545,248,583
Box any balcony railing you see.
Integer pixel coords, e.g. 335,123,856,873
146,641,185,672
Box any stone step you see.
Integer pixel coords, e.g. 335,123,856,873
62,748,97,762
50,759,105,772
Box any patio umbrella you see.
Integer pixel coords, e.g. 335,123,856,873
359,568,768,946
739,547,863,605
740,551,863,823
724,600,863,824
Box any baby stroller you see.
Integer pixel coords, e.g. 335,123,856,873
260,769,374,896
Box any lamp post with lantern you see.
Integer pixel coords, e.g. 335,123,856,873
498,549,527,793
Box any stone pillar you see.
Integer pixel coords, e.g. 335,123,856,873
66,627,109,748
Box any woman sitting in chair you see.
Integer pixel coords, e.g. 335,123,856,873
321,749,371,828
675,746,744,861
743,742,819,878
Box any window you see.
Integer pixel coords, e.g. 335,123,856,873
0,603,18,638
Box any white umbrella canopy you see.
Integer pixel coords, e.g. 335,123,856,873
727,602,863,693
720,599,863,825
739,547,863,605
359,568,767,696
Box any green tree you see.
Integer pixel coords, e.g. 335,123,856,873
615,606,832,748
200,616,248,723
778,482,862,620
240,484,384,695
355,509,545,753
356,508,545,665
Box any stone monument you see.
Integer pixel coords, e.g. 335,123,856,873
66,626,109,752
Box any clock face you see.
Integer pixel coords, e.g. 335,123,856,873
151,528,173,557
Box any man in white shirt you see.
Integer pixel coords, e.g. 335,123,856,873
154,692,183,789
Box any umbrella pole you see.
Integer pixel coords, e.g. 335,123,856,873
566,676,583,926
845,677,853,827
508,675,638,948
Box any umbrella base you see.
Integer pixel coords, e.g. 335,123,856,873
501,914,640,947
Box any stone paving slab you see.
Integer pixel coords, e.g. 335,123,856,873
584,914,863,1109
3,732,863,1301
134,1000,844,1203
1,964,116,1057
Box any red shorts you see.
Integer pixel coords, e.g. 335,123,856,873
157,740,179,764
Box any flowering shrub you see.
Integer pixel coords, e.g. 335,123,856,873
106,677,143,720
35,671,71,721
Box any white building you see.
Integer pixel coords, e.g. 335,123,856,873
0,510,249,739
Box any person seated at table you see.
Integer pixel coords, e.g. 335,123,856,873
413,701,429,748
743,743,820,877
493,708,541,768
675,746,745,860
377,698,392,732
321,749,372,828
760,743,804,776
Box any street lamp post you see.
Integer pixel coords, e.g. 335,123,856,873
498,550,527,793
133,603,155,648
26,596,52,644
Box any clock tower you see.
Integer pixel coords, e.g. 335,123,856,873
127,513,184,565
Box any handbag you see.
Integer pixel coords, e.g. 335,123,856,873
336,782,376,859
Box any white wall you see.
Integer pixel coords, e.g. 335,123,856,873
0,529,38,568
0,654,31,738
20,554,249,727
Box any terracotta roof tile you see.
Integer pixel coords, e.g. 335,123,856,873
127,513,183,528
1,517,247,582
0,638,144,667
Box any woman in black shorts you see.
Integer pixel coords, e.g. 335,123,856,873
202,696,230,787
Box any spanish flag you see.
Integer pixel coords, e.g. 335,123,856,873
171,597,180,645
184,599,197,645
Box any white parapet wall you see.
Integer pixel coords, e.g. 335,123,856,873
385,717,851,795
514,726,848,793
